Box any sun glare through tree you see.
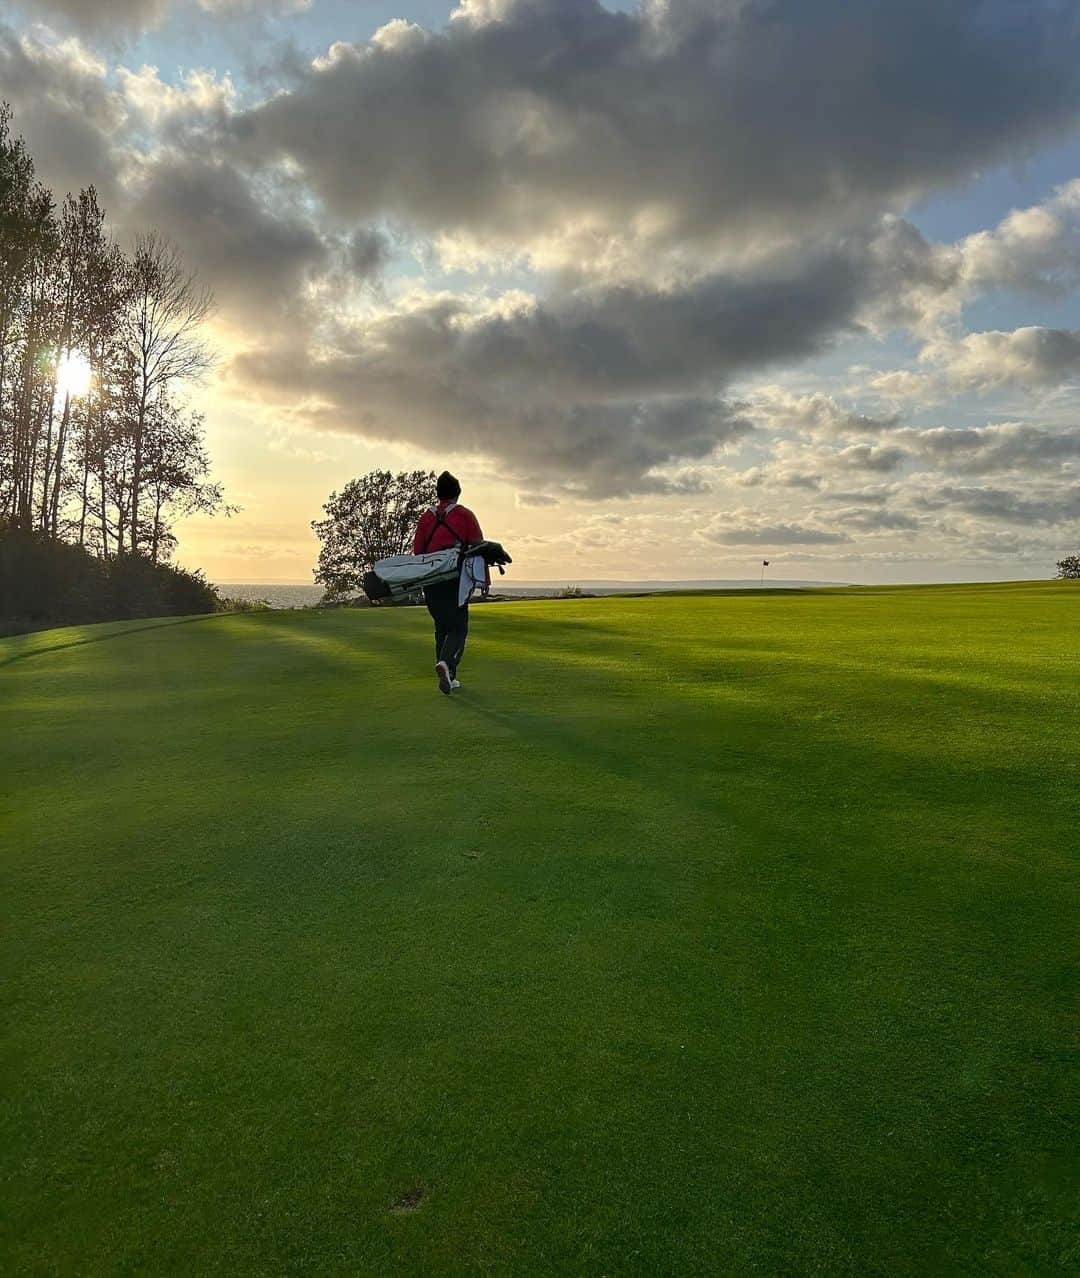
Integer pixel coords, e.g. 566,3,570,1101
54,350,92,400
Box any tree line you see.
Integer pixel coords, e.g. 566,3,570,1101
1,105,228,630
1,104,226,560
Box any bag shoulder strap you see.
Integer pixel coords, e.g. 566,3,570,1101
422,503,464,553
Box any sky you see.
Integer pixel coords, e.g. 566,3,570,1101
2,0,1079,584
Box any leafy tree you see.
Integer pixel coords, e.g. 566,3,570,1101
313,469,436,599
1057,555,1080,579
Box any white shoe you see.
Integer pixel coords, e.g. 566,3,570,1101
450,679,461,690
435,661,452,695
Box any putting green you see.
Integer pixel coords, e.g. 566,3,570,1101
3,583,1077,1275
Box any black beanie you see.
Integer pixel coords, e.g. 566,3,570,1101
436,471,461,500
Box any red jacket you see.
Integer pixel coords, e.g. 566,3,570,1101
413,501,484,554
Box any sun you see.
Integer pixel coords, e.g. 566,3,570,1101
56,350,92,399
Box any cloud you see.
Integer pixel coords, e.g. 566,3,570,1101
958,179,1080,296
348,228,392,281
857,368,942,408
862,215,965,336
697,516,853,546
858,182,1080,338
115,63,238,129
0,30,344,329
914,483,1080,525
198,0,311,12
772,541,1051,564
744,387,900,437
728,434,909,493
721,420,1080,510
830,506,921,533
9,0,309,32
127,154,330,325
735,466,821,491
0,24,125,205
922,327,1080,391
15,1,172,33
226,0,1080,267
228,245,873,494
4,1,1080,539
895,422,1080,474
818,486,897,506
828,443,907,473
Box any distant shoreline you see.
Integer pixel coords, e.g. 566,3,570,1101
215,578,848,588
214,579,849,610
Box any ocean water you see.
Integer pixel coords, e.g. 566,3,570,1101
215,578,842,609
216,582,323,609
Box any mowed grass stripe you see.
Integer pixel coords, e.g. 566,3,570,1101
2,584,1077,1275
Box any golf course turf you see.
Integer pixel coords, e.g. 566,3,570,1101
3,582,1077,1275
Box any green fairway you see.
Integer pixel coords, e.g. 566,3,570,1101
3,583,1077,1275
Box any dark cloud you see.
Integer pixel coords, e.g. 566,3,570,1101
914,484,1080,524
227,0,1080,253
0,29,336,327
770,472,821,490
348,228,391,280
734,463,822,490
896,423,1080,474
0,24,123,207
230,246,869,494
244,340,754,497
10,0,171,33
8,0,304,33
831,443,907,473
699,520,853,546
863,216,964,333
129,155,329,323
819,487,895,505
831,506,921,532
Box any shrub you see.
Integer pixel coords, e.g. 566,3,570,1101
103,555,220,620
0,527,221,633
218,596,272,613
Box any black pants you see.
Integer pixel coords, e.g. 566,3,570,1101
424,579,469,677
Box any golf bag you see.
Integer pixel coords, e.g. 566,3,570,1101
361,546,462,602
362,540,513,603
361,500,514,603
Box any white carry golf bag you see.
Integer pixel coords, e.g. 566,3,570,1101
361,503,512,603
362,546,461,601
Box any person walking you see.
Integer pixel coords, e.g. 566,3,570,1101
413,471,487,695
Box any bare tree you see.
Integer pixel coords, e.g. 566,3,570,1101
0,104,39,523
43,190,115,538
74,221,128,550
141,395,232,563
10,189,58,532
122,232,213,555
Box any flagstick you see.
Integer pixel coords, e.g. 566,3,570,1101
760,561,766,586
